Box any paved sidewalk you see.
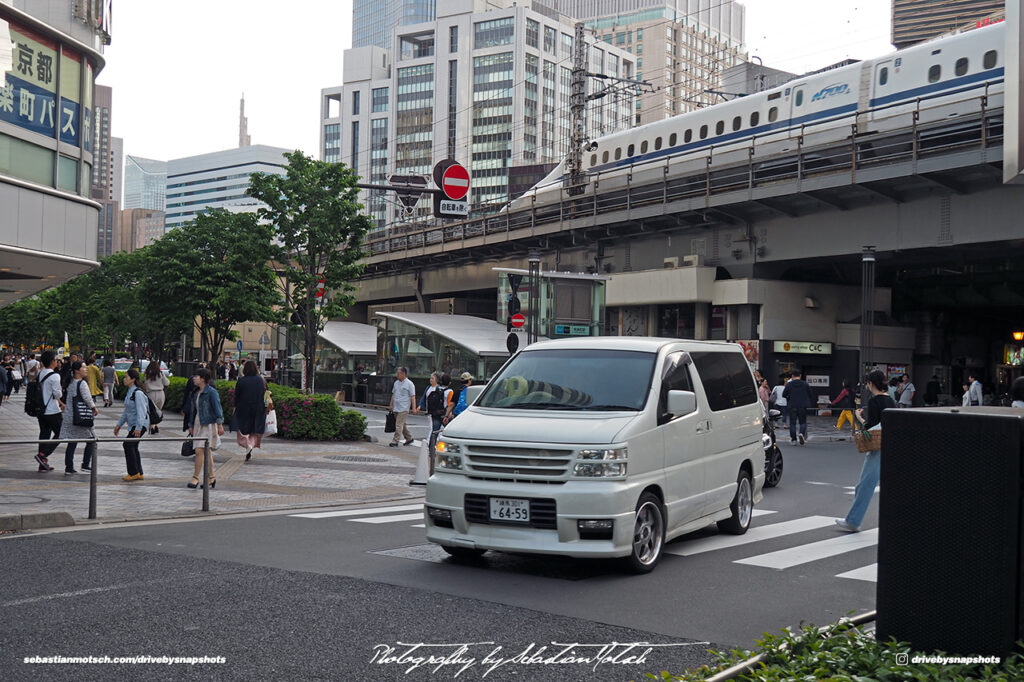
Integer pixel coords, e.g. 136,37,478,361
0,392,425,526
779,413,860,443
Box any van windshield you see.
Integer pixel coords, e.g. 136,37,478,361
476,349,656,410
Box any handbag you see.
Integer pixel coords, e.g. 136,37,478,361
71,380,94,428
853,427,883,453
385,411,396,433
264,408,278,437
181,440,194,457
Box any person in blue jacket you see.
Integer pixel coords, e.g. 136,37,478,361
187,367,224,489
114,368,150,481
782,368,814,445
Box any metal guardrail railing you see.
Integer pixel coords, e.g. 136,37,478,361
2,436,210,520
367,86,1002,258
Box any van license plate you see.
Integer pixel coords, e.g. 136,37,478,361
489,497,530,523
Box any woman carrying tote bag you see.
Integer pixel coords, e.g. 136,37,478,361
233,360,267,461
836,369,896,533
59,361,98,474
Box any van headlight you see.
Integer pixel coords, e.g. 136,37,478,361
435,440,463,471
574,447,628,477
578,447,628,460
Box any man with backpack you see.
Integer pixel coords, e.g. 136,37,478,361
27,351,64,471
419,372,451,475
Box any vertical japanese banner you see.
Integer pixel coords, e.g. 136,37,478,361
0,19,58,138
59,45,82,147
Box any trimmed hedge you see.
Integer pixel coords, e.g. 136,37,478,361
110,374,366,441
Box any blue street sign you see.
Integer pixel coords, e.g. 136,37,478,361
236,340,243,351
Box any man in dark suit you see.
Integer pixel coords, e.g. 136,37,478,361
782,368,814,445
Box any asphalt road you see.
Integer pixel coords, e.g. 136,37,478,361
1,437,876,681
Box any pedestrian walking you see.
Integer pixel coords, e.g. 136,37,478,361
418,372,450,473
830,380,855,430
10,357,22,394
31,351,64,472
101,358,116,407
228,360,238,381
897,374,915,408
967,371,984,406
25,353,40,385
758,377,771,407
59,361,98,474
448,372,475,421
180,362,206,457
233,360,267,461
1011,376,1024,409
836,369,896,532
388,366,417,447
924,375,941,407
142,360,169,434
86,354,103,406
782,369,813,445
187,367,224,489
114,368,150,481
961,383,970,407
770,374,789,426
887,377,900,402
4,360,14,401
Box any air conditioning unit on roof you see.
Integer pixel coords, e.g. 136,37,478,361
682,254,703,267
663,257,680,268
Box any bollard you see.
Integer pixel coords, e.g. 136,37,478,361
410,438,430,486
202,437,210,512
88,436,98,520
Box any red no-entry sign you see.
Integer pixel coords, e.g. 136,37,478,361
441,163,470,201
510,313,526,329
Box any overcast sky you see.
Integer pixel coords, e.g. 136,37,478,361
96,0,893,163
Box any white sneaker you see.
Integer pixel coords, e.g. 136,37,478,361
835,519,860,533
798,434,805,445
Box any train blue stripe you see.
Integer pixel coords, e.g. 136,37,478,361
869,67,1004,107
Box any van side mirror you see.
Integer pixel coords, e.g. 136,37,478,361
465,385,485,405
666,390,697,417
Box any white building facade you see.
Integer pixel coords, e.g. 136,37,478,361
321,0,637,237
164,145,289,232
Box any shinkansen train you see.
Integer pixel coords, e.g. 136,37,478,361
511,21,1005,209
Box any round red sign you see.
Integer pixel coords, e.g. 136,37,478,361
510,313,526,329
441,163,470,201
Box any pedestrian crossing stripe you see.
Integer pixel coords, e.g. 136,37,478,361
664,516,836,557
351,512,424,524
735,528,878,569
836,563,877,582
289,503,423,519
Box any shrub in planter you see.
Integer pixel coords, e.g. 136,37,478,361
336,409,367,441
113,371,127,400
276,394,342,440
163,376,189,412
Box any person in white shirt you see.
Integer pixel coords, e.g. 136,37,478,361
33,351,65,472
389,366,418,447
967,371,984,406
897,374,915,408
770,374,789,426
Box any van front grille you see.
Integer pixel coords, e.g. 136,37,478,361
464,494,557,529
464,446,573,480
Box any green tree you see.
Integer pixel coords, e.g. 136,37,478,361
144,209,283,362
247,151,371,391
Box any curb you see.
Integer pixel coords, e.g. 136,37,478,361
0,511,75,530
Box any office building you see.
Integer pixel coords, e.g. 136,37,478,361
165,145,290,231
0,1,110,305
90,85,121,258
124,155,167,212
119,208,165,252
324,0,637,235
892,0,1004,49
353,0,436,49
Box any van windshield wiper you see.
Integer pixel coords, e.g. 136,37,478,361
580,404,639,411
504,402,579,410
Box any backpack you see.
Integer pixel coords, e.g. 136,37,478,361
25,370,55,417
131,389,162,425
425,387,446,417
453,387,469,417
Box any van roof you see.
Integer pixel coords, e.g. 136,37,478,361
522,337,744,353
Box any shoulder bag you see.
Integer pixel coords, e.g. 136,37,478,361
72,380,94,428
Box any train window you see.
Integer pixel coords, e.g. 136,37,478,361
879,67,888,86
669,133,677,146
590,154,597,166
615,147,622,160
699,124,708,139
641,140,649,153
795,90,803,106
955,58,968,76
768,107,778,122
715,120,724,135
750,111,760,126
928,64,941,83
628,144,635,156
602,151,609,163
984,50,997,69
684,129,692,143
655,137,662,150
732,116,741,131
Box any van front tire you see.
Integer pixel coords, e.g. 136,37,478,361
623,492,665,574
717,470,753,535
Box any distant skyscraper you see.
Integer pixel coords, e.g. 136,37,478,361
92,85,120,258
165,145,290,231
110,136,124,204
353,0,436,48
891,0,1004,48
124,156,167,212
119,209,165,252
239,94,251,147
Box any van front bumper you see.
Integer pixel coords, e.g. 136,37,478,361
424,474,653,559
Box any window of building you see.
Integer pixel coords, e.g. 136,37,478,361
654,136,662,150
669,133,677,146
983,50,997,69
768,107,778,122
627,144,635,156
715,120,724,135
795,90,803,106
879,67,888,86
351,120,360,169
637,28,643,40
400,35,435,60
750,111,760,127
641,140,649,153
616,32,625,45
636,43,643,55
699,124,708,139
526,19,538,48
955,57,968,76
450,25,458,52
352,91,360,115
560,32,573,58
371,87,389,112
732,116,741,131
928,64,941,83
544,26,556,53
684,129,692,143
474,17,514,48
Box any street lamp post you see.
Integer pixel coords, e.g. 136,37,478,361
527,250,541,345
860,246,876,381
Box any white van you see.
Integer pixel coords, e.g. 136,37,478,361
424,337,765,573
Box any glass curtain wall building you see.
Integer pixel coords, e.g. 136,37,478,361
353,0,436,49
123,156,167,211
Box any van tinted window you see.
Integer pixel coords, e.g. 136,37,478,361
690,351,758,412
659,352,695,423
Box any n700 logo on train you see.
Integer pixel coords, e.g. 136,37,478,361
811,83,850,102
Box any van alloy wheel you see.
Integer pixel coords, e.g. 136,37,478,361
624,492,665,574
717,470,753,535
764,446,783,488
